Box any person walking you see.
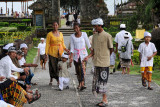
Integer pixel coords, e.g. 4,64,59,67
45,22,69,86
70,22,92,91
118,33,134,74
138,32,157,90
38,38,46,70
84,18,113,106
114,24,133,70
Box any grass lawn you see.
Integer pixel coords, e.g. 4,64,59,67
26,47,38,63
121,64,160,86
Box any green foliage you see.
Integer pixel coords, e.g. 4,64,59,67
9,23,19,27
33,38,40,46
0,22,9,27
0,27,17,32
108,26,119,32
22,19,32,22
25,27,32,31
132,50,140,65
81,30,93,36
153,55,160,68
17,24,27,31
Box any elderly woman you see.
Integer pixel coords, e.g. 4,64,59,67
45,22,69,85
70,22,92,91
0,47,41,107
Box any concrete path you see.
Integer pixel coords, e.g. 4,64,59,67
24,36,160,107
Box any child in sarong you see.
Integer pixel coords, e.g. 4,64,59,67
138,32,157,90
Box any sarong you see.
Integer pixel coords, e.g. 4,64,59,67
48,55,59,81
92,67,109,94
74,58,87,83
0,79,27,107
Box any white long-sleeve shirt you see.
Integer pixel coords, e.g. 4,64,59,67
70,32,91,62
0,55,24,83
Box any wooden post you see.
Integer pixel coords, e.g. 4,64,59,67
25,0,26,14
21,0,22,12
12,0,13,15
6,1,7,15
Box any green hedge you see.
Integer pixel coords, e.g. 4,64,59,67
17,24,27,31
0,22,9,27
22,19,32,22
81,30,93,36
25,27,31,31
0,27,17,32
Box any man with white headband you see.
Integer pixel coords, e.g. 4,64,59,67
138,31,157,90
84,18,113,106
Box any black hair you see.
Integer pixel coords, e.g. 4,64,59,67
73,22,80,27
120,28,126,30
53,21,59,25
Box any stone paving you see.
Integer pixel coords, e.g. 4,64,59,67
24,36,160,107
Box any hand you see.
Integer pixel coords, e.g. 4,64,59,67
70,58,73,64
147,56,152,61
10,77,17,82
65,49,70,54
83,56,88,62
24,67,29,76
0,76,5,81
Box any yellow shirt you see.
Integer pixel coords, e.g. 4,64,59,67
92,30,113,67
45,31,66,58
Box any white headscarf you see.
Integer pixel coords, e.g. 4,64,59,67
3,43,14,50
91,18,104,25
144,32,151,37
20,43,28,49
62,53,69,59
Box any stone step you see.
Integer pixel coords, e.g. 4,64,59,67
59,28,75,36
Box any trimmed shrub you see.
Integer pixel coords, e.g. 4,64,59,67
25,27,32,31
22,19,32,22
17,25,27,31
132,50,140,64
0,22,9,27
0,27,17,32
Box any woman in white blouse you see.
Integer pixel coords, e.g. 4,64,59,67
70,22,92,91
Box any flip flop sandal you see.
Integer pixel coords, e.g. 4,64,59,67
32,83,38,85
148,87,153,90
96,102,103,106
28,93,41,104
98,102,108,107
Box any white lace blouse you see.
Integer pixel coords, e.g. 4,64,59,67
70,32,91,62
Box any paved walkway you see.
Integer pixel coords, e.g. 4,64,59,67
24,36,160,107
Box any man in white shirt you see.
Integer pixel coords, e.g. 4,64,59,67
20,43,38,85
115,24,133,70
115,24,133,53
0,47,29,83
38,38,46,70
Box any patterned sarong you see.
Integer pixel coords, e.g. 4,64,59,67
0,79,27,107
74,58,87,83
48,55,59,81
92,67,109,94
